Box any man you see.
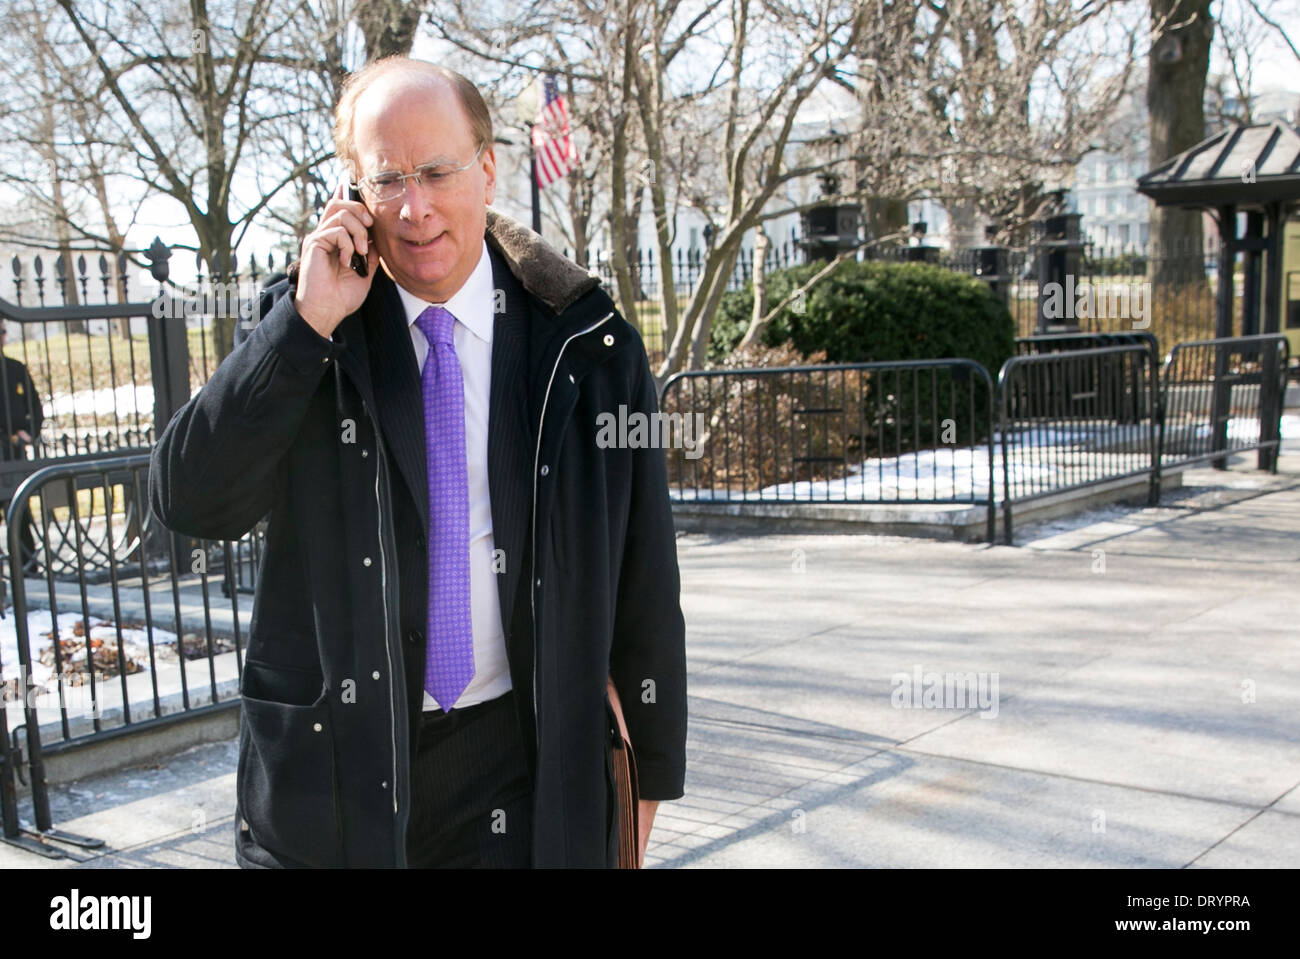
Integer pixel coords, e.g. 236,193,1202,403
0,324,44,571
148,57,688,868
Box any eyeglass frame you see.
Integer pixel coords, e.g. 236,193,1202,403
352,142,487,203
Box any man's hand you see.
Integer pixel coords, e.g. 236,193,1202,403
15,430,31,444
637,798,658,866
293,182,380,339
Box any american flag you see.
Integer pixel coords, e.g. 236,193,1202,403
532,74,577,189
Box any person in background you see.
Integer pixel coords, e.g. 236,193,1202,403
0,324,44,572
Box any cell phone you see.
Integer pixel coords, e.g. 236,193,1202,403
345,183,370,278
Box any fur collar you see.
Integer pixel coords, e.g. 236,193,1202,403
484,208,601,316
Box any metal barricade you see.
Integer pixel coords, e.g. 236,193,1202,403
659,359,998,542
0,454,253,859
997,344,1158,543
1160,334,1290,473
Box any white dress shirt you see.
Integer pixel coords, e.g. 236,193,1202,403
393,240,511,711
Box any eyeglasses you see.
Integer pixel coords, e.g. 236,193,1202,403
354,143,485,204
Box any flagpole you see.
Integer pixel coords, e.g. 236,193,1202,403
529,122,542,236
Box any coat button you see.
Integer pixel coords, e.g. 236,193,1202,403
381,781,388,789
362,449,369,458
372,670,380,680
603,333,614,346
540,464,549,476
416,534,425,548
313,722,322,732
363,557,372,567
407,629,422,645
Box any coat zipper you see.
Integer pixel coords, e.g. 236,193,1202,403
369,411,399,820
529,311,615,761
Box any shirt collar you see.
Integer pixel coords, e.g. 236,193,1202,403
394,238,493,345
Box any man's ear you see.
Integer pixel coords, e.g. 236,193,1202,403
482,145,497,206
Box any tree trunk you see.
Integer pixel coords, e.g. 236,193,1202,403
1148,0,1214,284
687,234,745,370
562,72,594,269
862,196,908,249
632,41,678,354
606,0,640,329
355,0,424,60
737,228,769,352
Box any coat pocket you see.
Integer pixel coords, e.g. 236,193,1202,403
237,658,345,867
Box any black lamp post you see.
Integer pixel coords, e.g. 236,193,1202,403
798,131,861,263
904,220,939,264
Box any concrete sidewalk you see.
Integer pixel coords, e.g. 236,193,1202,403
4,450,1298,868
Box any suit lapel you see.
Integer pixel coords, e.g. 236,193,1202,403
364,272,430,531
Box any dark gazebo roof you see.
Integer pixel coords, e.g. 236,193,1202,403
1136,121,1300,209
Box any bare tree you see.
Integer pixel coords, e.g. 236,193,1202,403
656,0,869,377
850,0,1138,247
1241,0,1300,65
422,0,1141,379
50,0,343,358
0,0,143,320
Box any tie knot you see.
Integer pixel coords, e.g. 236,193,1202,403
415,305,456,346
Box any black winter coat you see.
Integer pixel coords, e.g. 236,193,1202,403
148,210,688,867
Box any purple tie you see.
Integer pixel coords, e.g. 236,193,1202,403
414,305,475,712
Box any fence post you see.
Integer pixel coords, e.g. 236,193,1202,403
1033,206,1086,334
973,241,1010,307
143,238,193,557
1209,341,1231,469
1150,335,1166,505
1258,340,1281,472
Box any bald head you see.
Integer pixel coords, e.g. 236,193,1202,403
333,57,493,179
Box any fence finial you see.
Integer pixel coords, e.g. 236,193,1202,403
146,237,171,284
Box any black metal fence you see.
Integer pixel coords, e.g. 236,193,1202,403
658,359,998,541
996,344,1159,543
1160,335,1291,474
658,332,1289,546
0,454,256,859
0,246,269,504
